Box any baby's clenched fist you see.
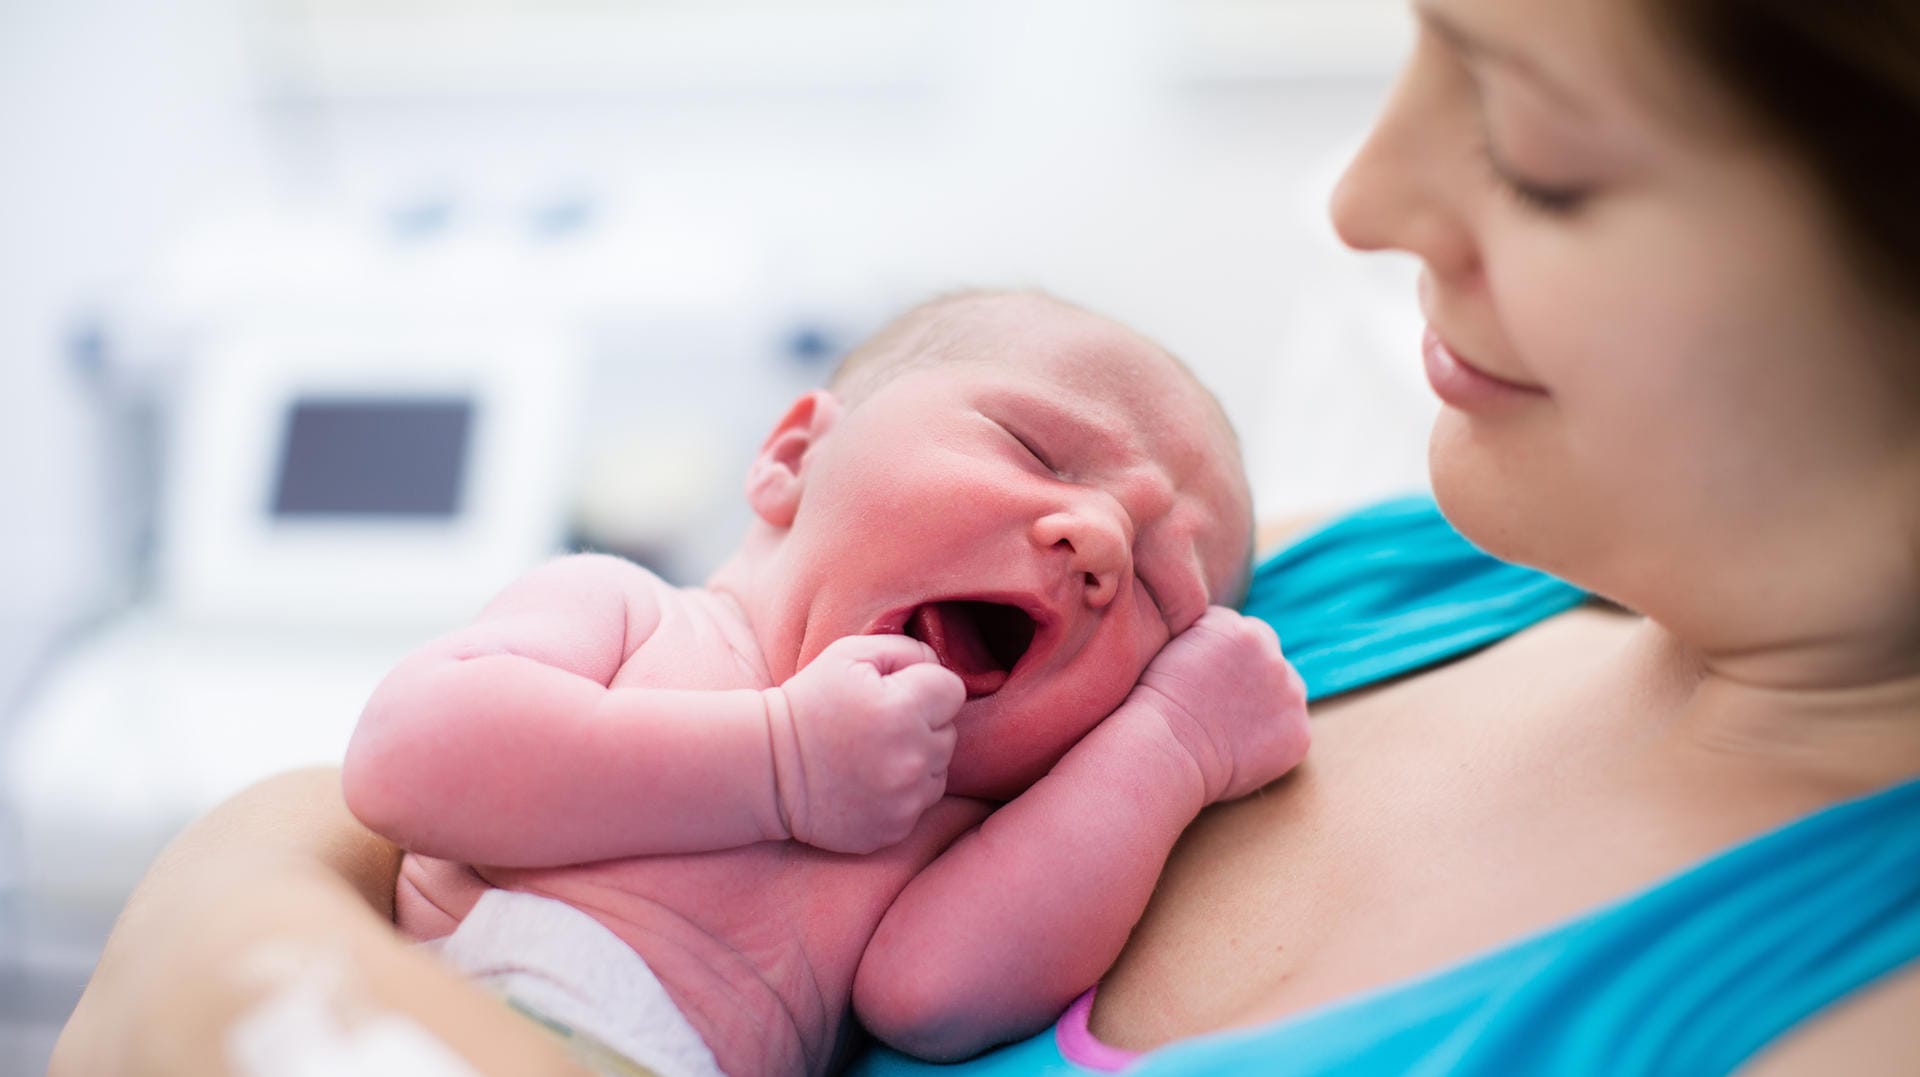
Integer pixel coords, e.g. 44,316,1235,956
1127,606,1310,804
762,634,964,853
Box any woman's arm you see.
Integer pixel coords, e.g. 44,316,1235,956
50,768,594,1077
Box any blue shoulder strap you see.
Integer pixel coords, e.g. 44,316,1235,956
1242,496,1587,700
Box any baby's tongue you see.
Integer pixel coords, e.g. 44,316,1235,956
907,604,1009,699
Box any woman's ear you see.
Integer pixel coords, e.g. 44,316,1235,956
746,390,842,528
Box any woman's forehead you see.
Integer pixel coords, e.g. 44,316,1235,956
1421,0,1749,143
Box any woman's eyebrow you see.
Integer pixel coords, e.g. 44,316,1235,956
1415,3,1593,118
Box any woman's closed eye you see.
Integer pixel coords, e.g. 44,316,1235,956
1479,138,1590,215
1447,31,1598,219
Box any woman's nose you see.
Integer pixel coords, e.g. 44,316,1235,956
1033,504,1131,609
1328,46,1478,281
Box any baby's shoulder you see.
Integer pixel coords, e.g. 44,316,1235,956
603,575,769,690
532,550,668,589
498,552,674,652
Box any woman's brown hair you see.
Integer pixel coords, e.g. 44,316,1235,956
1655,1,1920,301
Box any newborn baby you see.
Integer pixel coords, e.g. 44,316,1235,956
343,290,1310,1077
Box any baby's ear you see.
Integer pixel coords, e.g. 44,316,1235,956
746,390,841,528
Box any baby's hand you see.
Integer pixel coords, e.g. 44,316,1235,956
1127,607,1310,804
763,635,965,853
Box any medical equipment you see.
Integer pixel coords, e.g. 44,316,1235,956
162,319,578,626
8,310,585,909
3,196,767,914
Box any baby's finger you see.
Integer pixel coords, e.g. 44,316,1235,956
929,720,958,764
848,633,946,674
920,773,949,812
881,661,966,722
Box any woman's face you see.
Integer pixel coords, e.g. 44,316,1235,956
1330,0,1920,669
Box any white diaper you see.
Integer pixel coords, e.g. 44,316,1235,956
432,889,728,1077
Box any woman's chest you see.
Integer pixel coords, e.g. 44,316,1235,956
1091,611,1758,1049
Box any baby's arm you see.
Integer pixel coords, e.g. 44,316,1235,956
343,554,778,865
345,554,964,866
852,608,1310,1060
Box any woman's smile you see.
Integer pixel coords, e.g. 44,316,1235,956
1422,325,1548,412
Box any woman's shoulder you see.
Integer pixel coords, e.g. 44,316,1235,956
1255,511,1331,556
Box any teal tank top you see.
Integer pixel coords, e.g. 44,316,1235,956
851,496,1920,1077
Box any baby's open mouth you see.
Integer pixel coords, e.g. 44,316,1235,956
904,601,1037,698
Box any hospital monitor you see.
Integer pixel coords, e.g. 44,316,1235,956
160,321,580,627
271,397,474,518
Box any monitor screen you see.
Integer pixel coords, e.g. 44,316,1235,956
270,397,474,519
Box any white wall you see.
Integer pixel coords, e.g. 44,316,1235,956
0,0,267,658
282,1,1430,541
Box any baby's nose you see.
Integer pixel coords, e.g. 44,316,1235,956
1032,506,1130,608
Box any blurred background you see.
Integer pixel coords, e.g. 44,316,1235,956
0,0,1432,1066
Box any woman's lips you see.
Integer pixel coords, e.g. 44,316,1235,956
1422,327,1546,411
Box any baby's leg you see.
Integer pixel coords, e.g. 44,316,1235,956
396,854,491,942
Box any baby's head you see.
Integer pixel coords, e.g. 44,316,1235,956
736,290,1254,800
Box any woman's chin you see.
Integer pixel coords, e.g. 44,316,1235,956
1426,414,1630,607
1426,411,1552,571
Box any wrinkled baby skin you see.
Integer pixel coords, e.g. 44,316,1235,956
346,295,1310,1077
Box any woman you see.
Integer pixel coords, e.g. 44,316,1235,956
52,0,1920,1072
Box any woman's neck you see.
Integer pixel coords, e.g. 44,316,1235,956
1602,614,1920,797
